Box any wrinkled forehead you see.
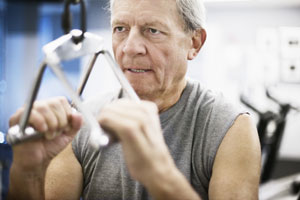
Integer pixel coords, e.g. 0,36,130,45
110,0,183,27
111,0,178,15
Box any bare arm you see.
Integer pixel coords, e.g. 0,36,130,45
209,114,261,200
7,97,82,200
45,144,83,200
8,144,82,200
8,160,48,200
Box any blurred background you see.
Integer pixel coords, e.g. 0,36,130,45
0,0,300,199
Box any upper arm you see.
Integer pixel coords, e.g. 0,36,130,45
45,143,83,200
208,114,261,200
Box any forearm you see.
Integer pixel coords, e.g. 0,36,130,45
144,166,202,200
7,164,47,200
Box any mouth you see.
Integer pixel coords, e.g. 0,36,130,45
128,68,151,73
126,67,153,73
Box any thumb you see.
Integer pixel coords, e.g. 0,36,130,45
66,112,83,136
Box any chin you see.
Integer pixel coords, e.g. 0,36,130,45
131,86,153,100
128,79,160,98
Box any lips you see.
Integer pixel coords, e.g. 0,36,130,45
128,68,151,73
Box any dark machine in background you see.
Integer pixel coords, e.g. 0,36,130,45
241,89,300,199
241,89,299,183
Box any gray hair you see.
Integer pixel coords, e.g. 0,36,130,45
175,0,206,31
109,0,206,32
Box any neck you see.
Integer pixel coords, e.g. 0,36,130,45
147,78,187,113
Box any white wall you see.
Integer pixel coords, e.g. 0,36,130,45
188,2,300,159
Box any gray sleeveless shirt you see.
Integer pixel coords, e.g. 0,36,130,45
72,79,242,200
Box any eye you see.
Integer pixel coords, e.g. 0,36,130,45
149,28,161,35
114,26,126,33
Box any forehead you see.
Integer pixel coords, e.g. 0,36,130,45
111,0,183,27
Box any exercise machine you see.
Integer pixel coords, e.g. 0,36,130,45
5,0,139,149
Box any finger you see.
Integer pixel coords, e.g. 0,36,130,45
9,107,25,127
45,111,82,140
102,100,161,140
139,101,163,140
63,112,83,136
57,96,73,117
141,100,159,114
9,107,49,133
99,109,148,148
34,101,59,132
110,99,159,120
48,98,69,130
27,109,48,132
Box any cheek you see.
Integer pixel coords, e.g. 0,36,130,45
112,40,122,63
167,48,188,77
153,47,179,75
112,40,117,55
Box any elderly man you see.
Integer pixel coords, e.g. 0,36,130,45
7,0,261,199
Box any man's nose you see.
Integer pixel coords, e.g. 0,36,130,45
122,28,146,56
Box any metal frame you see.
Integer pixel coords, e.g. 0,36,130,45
6,29,140,149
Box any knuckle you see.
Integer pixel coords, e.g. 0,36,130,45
58,96,68,105
49,101,60,111
127,120,142,133
34,102,49,114
48,98,60,107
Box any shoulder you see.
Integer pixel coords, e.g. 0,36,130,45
209,114,261,199
189,78,247,176
185,79,234,111
186,79,243,129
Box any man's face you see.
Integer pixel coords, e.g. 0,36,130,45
111,0,193,108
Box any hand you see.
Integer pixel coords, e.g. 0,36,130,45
98,99,176,185
9,97,82,171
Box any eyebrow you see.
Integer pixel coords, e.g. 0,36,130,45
112,19,170,32
111,19,128,26
144,21,170,31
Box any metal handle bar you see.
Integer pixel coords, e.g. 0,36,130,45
6,30,139,150
43,29,103,61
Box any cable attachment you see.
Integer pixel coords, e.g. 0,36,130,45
62,0,86,44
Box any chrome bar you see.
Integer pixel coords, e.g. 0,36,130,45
6,30,139,150
77,53,100,96
100,50,140,101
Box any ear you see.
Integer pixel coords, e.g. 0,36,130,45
187,29,206,60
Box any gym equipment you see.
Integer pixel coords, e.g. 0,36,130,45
241,88,299,183
5,0,139,149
